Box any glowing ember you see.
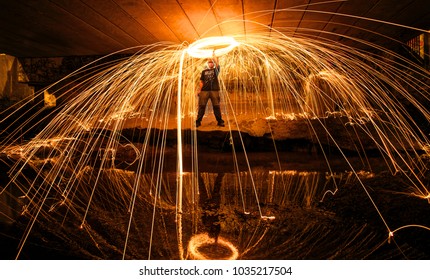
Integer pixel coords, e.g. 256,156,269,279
187,233,239,260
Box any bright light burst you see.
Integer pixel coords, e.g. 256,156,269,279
187,233,239,260
187,36,240,58
1,18,430,259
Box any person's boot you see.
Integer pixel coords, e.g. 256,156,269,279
213,105,224,127
196,105,206,127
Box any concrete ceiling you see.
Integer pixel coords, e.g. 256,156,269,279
1,0,429,58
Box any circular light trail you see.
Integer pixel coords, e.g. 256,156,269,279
187,233,239,260
187,36,240,58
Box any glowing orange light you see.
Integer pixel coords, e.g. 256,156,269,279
187,36,239,58
261,215,276,220
187,233,239,260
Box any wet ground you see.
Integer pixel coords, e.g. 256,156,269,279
1,108,429,259
1,141,429,260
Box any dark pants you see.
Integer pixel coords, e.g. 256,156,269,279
196,91,223,123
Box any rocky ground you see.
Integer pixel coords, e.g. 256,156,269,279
1,113,429,260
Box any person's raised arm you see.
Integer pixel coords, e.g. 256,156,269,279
212,50,219,67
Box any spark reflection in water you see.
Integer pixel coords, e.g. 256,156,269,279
187,233,239,260
1,14,430,259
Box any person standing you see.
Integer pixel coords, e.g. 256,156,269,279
196,51,225,127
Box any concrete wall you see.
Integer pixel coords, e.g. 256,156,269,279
0,54,34,102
